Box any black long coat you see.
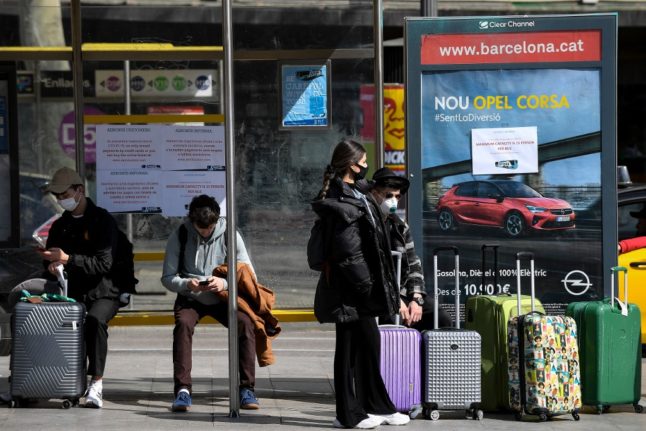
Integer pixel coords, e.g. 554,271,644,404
312,178,399,323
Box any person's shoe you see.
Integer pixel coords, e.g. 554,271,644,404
84,379,103,408
172,390,192,412
333,416,383,429
368,412,410,426
240,387,260,410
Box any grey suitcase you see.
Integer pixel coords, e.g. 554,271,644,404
422,246,482,421
10,301,86,408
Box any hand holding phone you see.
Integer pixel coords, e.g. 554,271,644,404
199,279,209,286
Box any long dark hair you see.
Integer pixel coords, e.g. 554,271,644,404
316,139,366,200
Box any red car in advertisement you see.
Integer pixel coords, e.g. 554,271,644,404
436,180,575,237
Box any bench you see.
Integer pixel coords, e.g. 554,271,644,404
111,308,317,326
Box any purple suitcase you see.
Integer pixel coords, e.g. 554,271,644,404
379,325,423,417
378,250,423,418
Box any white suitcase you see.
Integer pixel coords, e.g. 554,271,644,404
422,246,482,421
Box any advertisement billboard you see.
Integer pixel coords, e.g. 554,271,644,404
405,14,617,318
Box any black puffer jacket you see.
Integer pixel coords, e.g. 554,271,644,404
312,178,400,323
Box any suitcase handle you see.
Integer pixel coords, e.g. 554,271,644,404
433,246,458,256
515,253,536,317
433,246,460,329
481,244,499,292
610,266,628,309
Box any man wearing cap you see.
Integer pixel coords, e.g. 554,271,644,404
37,166,122,408
370,167,451,330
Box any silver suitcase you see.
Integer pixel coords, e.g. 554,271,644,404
422,246,482,421
10,301,86,408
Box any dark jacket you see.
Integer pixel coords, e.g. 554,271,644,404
44,198,120,302
386,214,426,299
312,177,400,323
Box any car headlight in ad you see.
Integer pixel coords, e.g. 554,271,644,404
526,205,547,213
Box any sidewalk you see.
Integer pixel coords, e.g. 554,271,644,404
1,323,645,430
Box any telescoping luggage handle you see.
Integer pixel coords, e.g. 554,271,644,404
433,246,460,330
391,250,402,326
610,266,628,315
515,252,536,317
481,243,500,293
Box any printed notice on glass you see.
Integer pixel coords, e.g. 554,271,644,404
281,63,329,128
96,125,161,170
471,126,538,175
96,169,163,213
161,170,226,217
163,126,225,171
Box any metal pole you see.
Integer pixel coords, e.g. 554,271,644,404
421,0,438,17
124,59,134,310
71,0,85,177
373,0,384,168
222,0,240,418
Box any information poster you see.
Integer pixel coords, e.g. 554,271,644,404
280,62,329,128
406,15,617,318
95,125,225,215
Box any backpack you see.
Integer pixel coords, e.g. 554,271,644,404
110,229,138,294
307,217,331,271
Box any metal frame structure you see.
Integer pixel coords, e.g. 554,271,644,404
0,0,388,416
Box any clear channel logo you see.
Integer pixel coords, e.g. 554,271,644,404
479,21,489,30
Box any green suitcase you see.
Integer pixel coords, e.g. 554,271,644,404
565,266,643,413
466,293,545,412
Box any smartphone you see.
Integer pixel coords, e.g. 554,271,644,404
199,280,209,286
32,233,47,249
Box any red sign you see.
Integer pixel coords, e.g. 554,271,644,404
421,31,601,65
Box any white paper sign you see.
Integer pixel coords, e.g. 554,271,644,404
161,171,226,217
471,126,538,175
96,125,162,170
96,169,162,213
163,126,225,171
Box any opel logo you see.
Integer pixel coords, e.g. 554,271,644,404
561,270,592,296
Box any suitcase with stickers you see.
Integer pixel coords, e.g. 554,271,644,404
465,244,545,412
507,252,581,422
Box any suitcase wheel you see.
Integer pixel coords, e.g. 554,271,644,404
62,399,72,409
408,405,422,419
634,403,644,414
428,410,440,421
572,411,580,421
538,413,548,422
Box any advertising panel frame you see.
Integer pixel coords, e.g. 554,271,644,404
278,59,331,130
0,64,19,247
405,14,618,312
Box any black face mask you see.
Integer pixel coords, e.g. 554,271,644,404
354,164,368,181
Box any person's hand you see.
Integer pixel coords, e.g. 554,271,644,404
38,247,69,265
206,277,226,293
407,301,423,325
399,299,410,325
46,261,65,275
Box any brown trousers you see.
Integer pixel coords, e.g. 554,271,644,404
172,294,256,395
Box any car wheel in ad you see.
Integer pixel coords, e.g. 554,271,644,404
438,209,456,231
504,212,525,237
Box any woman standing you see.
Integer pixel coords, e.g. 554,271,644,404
311,139,410,429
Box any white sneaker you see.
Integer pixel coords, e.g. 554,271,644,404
368,412,410,426
85,379,103,408
333,416,383,429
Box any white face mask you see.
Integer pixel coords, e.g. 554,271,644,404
58,190,80,212
380,197,398,216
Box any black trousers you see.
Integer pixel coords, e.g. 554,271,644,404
84,297,120,377
172,295,256,396
334,317,396,427
381,297,453,330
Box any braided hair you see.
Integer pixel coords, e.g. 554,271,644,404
316,139,366,200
